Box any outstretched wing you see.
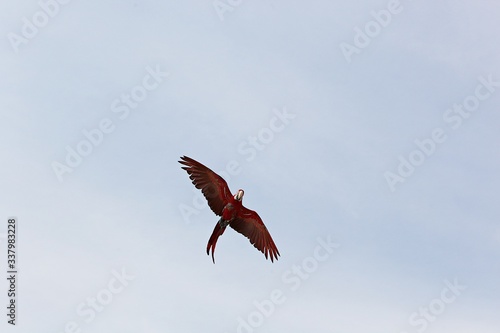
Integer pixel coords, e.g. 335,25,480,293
179,156,232,216
230,207,280,262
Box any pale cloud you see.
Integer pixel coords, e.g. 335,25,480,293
0,1,499,332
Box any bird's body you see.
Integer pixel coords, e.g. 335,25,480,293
179,156,280,263
221,198,240,223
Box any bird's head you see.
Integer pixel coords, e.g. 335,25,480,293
234,189,244,201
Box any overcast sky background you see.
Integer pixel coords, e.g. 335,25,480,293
0,1,499,332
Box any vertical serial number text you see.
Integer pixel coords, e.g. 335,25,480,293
7,218,17,325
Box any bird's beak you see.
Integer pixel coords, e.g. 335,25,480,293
235,189,244,201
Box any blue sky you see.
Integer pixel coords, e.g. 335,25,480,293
1,1,499,332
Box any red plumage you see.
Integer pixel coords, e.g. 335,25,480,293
179,156,280,263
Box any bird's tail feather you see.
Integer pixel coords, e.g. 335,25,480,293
206,219,227,264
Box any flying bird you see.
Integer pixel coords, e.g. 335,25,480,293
179,156,280,263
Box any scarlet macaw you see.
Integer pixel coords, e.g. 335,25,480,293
179,156,280,263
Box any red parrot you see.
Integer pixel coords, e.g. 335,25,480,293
179,156,280,263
